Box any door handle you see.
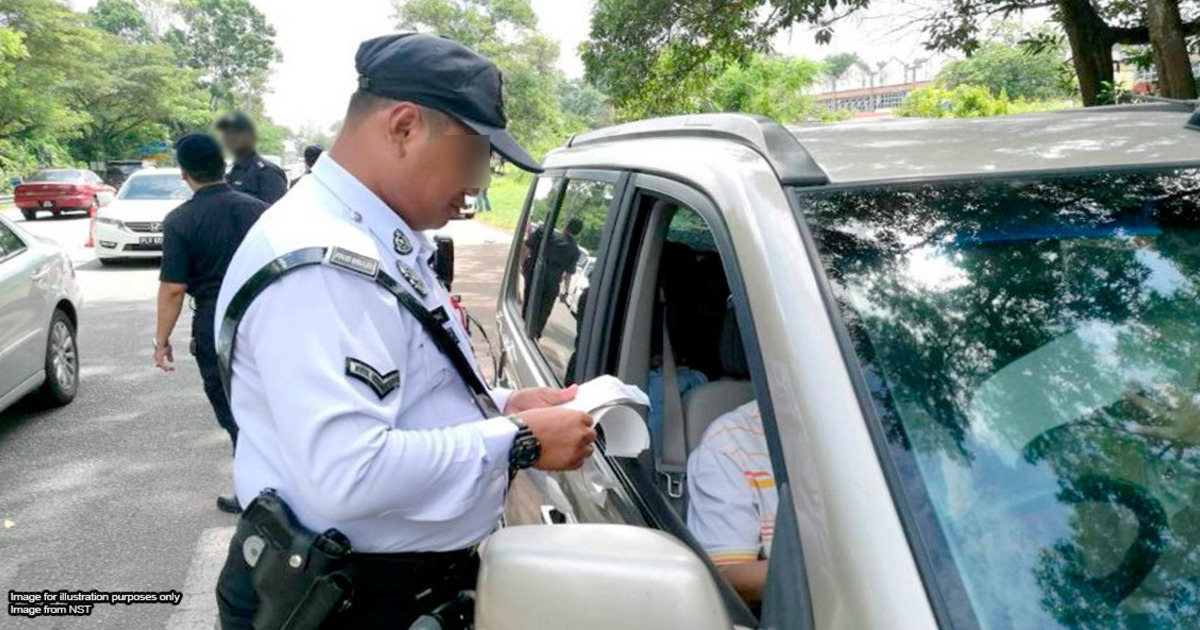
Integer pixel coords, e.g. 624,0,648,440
540,505,572,525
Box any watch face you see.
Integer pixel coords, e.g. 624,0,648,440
511,432,541,469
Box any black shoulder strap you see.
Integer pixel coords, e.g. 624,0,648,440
216,246,500,418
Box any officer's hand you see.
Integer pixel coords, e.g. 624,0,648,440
153,344,175,372
517,407,596,471
505,384,579,414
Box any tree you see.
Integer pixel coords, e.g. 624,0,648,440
170,0,281,112
584,0,1200,108
1148,0,1198,99
88,0,152,44
822,52,863,95
68,34,209,162
937,32,1075,101
393,0,569,155
557,78,612,131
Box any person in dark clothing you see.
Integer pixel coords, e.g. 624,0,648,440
217,112,288,205
524,217,584,339
290,144,324,188
153,133,269,515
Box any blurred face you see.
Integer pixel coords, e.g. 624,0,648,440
376,104,490,230
220,128,256,156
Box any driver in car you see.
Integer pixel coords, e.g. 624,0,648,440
686,399,774,609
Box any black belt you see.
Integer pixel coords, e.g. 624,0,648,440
349,548,478,590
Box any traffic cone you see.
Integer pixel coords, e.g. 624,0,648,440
84,203,97,248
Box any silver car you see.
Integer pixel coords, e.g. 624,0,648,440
480,104,1200,629
0,214,82,413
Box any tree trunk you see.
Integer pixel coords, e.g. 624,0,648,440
1147,0,1198,99
1057,0,1116,106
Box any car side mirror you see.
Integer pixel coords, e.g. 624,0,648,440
433,235,454,291
475,525,732,630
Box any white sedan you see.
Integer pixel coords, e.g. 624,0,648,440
93,169,191,265
0,214,82,413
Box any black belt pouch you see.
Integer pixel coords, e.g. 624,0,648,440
242,490,355,630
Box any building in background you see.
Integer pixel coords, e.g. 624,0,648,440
811,55,947,116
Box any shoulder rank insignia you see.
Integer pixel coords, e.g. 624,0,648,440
345,358,400,399
393,229,413,256
396,262,428,298
328,247,380,278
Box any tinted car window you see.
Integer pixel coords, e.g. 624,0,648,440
28,170,84,183
118,174,192,200
800,169,1200,628
525,179,613,384
0,221,26,258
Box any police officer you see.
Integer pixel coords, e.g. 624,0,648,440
153,134,269,514
213,34,595,629
216,112,288,205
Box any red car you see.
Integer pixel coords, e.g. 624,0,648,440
14,169,116,221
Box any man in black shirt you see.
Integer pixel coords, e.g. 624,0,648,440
153,133,268,514
523,217,584,339
290,144,324,188
217,112,288,205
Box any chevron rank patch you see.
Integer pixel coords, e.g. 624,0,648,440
345,358,400,399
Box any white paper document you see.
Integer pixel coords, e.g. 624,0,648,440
559,375,650,458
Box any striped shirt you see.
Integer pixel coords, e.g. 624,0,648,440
686,401,776,565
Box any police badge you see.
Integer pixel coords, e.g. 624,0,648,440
393,229,413,256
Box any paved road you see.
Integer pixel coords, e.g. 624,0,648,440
0,209,514,629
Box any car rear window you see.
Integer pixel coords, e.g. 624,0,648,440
796,168,1200,628
118,174,192,200
28,170,84,182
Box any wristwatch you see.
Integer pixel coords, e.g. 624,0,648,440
507,416,541,470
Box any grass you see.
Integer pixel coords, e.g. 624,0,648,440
475,171,532,232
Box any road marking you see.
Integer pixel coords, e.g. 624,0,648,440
167,526,235,630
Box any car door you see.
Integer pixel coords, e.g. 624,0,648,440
0,219,44,397
497,170,655,527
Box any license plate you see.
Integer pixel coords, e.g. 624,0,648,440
139,236,163,246
40,201,54,208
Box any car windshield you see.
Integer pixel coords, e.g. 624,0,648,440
28,170,83,182
119,174,191,200
798,168,1200,628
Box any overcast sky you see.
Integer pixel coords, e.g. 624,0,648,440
70,0,941,130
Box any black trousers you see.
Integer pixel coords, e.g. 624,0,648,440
216,519,479,629
193,301,237,449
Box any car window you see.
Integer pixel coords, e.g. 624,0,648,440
513,176,564,315
524,178,614,384
798,168,1200,628
118,174,192,200
0,221,27,259
28,170,84,183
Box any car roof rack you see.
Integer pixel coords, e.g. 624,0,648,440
566,113,831,186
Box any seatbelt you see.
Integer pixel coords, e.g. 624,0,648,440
657,291,687,501
216,246,501,419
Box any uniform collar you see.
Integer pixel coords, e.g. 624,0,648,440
310,155,434,262
233,152,261,168
192,182,232,199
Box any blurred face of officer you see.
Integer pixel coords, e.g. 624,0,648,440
220,128,257,157
372,102,490,231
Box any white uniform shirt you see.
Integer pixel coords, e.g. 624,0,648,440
686,401,777,565
215,155,515,553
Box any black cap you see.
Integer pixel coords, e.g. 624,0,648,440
216,111,256,134
355,33,540,172
174,133,225,176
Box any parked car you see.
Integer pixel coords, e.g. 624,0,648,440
486,104,1200,629
562,254,594,316
457,193,478,220
0,214,82,414
92,169,191,265
14,169,116,221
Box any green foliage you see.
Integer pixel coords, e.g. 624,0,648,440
171,0,281,112
822,52,864,85
938,38,1075,102
611,48,830,124
0,0,284,175
584,0,869,114
557,78,612,131
89,0,152,44
897,84,1075,119
393,0,571,158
